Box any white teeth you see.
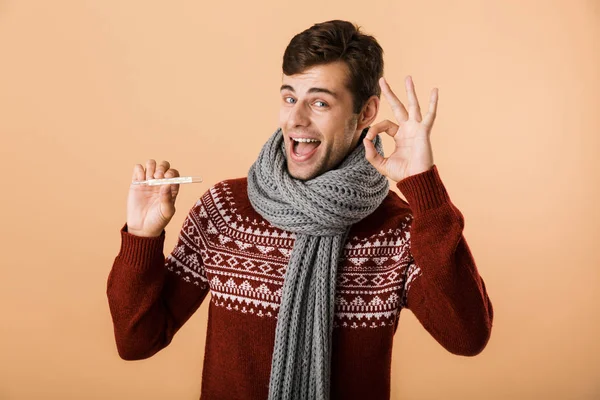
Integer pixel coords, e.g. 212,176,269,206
292,138,320,143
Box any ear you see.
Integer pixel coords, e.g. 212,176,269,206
356,95,380,131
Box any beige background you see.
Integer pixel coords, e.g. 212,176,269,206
1,0,599,399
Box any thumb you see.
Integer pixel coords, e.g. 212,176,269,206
160,183,175,205
363,138,386,176
159,184,176,217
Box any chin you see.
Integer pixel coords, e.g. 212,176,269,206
286,163,322,181
287,167,314,181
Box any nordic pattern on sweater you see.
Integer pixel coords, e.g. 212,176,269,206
107,165,493,400
165,179,421,330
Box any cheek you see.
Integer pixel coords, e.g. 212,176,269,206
327,119,356,155
278,108,288,126
322,114,350,142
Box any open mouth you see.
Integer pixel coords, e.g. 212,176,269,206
290,137,321,162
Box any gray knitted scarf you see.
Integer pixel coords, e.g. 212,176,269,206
247,127,389,400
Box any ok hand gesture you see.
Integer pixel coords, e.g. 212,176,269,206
364,76,438,182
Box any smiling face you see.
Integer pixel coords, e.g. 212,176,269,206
279,61,378,181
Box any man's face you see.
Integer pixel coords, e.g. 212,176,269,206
279,61,363,181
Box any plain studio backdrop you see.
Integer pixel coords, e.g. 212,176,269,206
1,1,599,399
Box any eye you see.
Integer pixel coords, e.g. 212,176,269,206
314,101,328,108
284,97,296,104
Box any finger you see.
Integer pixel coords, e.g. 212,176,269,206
160,183,176,209
132,164,145,182
363,137,387,176
379,77,408,122
154,160,171,179
422,88,439,129
145,159,156,181
405,76,422,122
364,119,399,141
160,181,172,197
165,168,180,198
164,168,180,178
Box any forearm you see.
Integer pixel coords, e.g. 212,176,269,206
406,211,493,356
107,224,209,360
397,166,493,356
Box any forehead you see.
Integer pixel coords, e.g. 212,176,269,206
281,61,351,95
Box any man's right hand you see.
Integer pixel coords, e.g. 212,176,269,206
126,159,181,237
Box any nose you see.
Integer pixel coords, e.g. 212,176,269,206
287,101,310,128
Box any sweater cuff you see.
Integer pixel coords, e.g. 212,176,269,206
395,165,450,215
117,223,166,269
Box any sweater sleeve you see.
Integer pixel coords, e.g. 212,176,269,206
396,165,494,356
106,200,210,360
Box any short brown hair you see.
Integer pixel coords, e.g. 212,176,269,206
282,20,384,114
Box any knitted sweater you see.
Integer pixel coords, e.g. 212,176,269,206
107,165,493,400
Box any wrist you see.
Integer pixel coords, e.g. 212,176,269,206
126,225,163,238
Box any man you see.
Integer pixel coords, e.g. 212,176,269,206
107,19,493,400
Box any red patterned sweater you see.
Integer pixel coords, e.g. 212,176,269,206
107,165,493,400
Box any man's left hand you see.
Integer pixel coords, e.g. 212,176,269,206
364,76,438,182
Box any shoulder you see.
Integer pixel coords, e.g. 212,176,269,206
377,188,413,222
383,188,411,213
351,188,414,236
198,177,248,203
191,176,260,222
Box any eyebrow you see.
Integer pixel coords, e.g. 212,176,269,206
280,84,338,99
